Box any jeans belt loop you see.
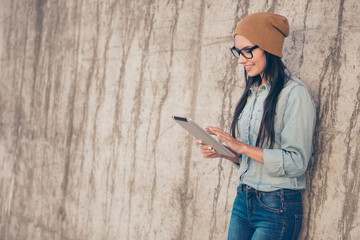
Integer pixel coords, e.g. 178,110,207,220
280,188,285,201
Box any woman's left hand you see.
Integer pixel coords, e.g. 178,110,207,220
205,126,243,154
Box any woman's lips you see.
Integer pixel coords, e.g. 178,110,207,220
244,64,254,71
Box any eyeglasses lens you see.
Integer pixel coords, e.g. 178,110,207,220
231,48,252,59
242,50,252,59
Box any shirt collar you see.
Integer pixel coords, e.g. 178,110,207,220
249,81,271,94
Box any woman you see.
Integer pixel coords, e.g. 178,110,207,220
196,13,316,239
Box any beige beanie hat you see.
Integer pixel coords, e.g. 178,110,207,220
233,12,289,58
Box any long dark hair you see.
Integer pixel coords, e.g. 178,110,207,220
230,51,288,148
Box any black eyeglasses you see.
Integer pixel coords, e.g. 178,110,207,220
230,45,259,59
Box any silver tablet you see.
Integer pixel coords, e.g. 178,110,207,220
172,116,237,158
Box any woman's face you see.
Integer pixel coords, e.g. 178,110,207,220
234,35,267,79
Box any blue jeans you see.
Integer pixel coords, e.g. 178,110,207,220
228,185,303,240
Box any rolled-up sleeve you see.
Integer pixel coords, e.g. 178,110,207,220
263,86,316,177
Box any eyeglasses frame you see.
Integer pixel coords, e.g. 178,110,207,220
230,45,259,59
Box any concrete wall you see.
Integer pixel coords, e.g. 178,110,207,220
1,0,359,239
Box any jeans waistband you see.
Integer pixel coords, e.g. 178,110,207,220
238,184,301,195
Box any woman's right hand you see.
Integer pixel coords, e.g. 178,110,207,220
195,140,222,158
195,139,240,163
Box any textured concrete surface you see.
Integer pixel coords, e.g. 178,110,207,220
0,0,359,239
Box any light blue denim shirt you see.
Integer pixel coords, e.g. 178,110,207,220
235,75,316,192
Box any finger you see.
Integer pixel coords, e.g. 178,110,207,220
201,146,216,153
208,127,228,136
203,152,219,158
201,149,216,155
207,127,225,137
206,130,216,135
205,127,216,135
195,139,203,145
200,145,213,150
202,153,215,158
210,128,232,141
206,127,234,144
207,126,222,131
215,132,231,142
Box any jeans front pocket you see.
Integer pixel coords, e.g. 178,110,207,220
257,193,283,213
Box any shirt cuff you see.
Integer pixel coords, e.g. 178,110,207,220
263,149,285,177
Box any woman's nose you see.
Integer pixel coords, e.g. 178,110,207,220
238,54,247,64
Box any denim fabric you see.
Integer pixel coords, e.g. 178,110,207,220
235,76,316,191
228,184,303,240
